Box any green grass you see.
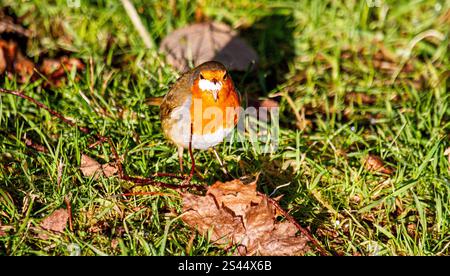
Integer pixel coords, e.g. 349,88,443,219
1,0,449,256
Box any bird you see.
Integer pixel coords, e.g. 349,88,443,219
154,61,241,183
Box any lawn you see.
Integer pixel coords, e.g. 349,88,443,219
0,0,449,256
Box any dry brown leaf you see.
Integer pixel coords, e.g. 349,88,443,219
40,56,85,87
182,191,245,241
80,154,117,179
208,179,261,217
0,39,35,82
39,208,68,239
182,179,311,256
160,21,258,72
0,47,6,74
101,163,118,178
80,154,102,178
363,155,394,175
14,51,34,82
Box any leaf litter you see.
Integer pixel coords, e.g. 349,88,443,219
38,208,69,239
363,154,394,175
0,7,84,86
80,154,117,179
182,179,312,256
0,8,322,256
160,21,258,72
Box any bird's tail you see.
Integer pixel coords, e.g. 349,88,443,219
145,96,164,106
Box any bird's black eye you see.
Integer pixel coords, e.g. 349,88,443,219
223,73,228,80
200,73,205,80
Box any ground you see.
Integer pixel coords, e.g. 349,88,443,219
0,0,449,256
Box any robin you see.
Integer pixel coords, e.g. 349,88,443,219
150,61,240,183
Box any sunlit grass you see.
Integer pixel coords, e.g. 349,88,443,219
0,0,449,256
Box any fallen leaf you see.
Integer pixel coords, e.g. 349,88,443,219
182,179,311,256
101,163,118,177
160,21,258,72
14,51,34,82
80,154,102,178
80,154,117,179
0,47,6,74
39,208,68,239
208,179,261,217
363,154,394,175
0,39,35,82
40,56,85,87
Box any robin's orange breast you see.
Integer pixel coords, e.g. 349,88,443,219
190,78,240,134
163,80,240,150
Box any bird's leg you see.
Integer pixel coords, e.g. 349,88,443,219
212,147,231,178
151,146,185,180
178,146,184,173
183,123,195,185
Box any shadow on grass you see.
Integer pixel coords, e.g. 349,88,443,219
227,12,296,101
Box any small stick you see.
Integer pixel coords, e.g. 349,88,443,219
153,172,186,180
0,88,200,191
212,147,231,178
120,191,176,198
120,0,154,49
124,174,205,192
0,88,90,134
23,134,48,153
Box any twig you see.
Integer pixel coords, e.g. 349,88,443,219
283,92,308,130
258,192,330,256
122,174,205,192
120,0,154,49
120,191,177,198
22,133,48,153
0,87,203,192
0,88,90,134
153,172,186,180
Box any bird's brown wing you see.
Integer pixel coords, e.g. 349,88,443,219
160,71,193,142
160,73,192,119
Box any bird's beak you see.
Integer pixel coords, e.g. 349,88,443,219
212,90,219,101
